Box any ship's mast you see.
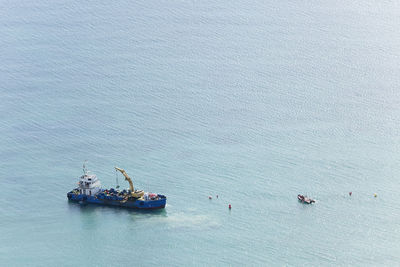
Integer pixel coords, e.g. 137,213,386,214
83,160,88,175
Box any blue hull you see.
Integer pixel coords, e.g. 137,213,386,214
67,191,166,209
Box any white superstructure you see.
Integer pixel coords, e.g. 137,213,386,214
78,163,101,196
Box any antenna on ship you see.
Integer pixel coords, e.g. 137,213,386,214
83,160,88,175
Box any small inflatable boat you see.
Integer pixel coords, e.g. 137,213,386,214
297,194,315,204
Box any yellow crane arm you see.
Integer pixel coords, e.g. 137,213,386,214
115,167,134,192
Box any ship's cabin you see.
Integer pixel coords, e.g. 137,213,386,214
78,173,101,196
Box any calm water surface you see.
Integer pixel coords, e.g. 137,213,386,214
1,0,400,265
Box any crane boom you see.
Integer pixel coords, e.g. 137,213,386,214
114,167,134,192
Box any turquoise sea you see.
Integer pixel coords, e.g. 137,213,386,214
1,0,400,265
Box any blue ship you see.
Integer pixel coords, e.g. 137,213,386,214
67,164,166,210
